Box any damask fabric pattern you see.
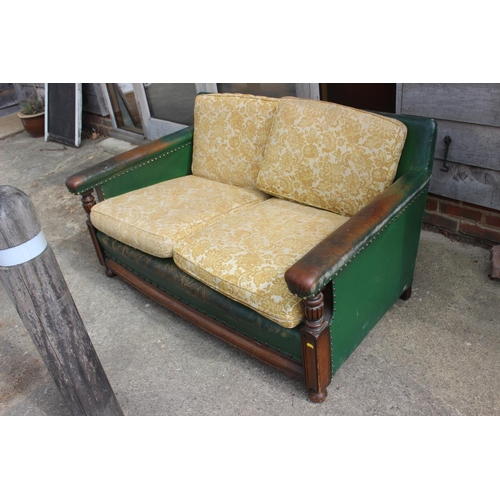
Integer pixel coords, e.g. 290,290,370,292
191,93,279,189
90,175,269,258
173,198,349,328
257,97,407,217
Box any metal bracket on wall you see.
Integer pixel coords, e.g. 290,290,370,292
440,135,452,172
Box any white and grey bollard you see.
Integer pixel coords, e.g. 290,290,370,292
0,185,123,416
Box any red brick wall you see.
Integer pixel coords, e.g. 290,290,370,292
82,112,114,137
424,194,500,247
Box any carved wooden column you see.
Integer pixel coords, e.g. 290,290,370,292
81,190,96,215
79,189,110,271
301,292,331,403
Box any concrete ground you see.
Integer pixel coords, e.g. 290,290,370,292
1,124,499,416
0,113,23,139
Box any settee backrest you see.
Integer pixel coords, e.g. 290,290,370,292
383,112,437,182
191,93,279,189
256,97,408,217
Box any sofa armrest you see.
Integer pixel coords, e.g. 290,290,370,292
65,126,194,199
285,168,431,299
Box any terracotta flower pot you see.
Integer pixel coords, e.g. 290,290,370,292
18,111,45,138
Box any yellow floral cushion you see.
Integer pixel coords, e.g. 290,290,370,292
173,198,349,328
257,97,407,217
90,175,269,258
191,93,279,189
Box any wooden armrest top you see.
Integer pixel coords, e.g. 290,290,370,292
65,127,193,195
285,169,430,298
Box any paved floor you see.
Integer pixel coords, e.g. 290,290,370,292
0,113,24,139
1,129,499,416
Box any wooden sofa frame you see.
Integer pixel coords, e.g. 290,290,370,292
66,111,437,403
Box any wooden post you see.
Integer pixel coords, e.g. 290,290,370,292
0,185,123,416
301,292,331,403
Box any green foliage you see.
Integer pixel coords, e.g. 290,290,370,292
21,94,45,115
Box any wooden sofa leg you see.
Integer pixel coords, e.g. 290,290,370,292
105,267,116,277
80,190,108,270
400,286,412,301
301,293,331,403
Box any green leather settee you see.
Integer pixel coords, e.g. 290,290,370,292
66,93,437,402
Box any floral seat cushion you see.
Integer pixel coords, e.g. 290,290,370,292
173,198,349,328
90,175,269,258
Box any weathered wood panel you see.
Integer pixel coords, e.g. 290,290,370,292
398,83,500,209
401,83,500,127
82,83,109,116
0,85,18,107
0,84,19,117
0,186,123,416
12,83,45,102
433,119,500,171
429,160,500,211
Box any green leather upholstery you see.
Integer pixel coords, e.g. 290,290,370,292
66,127,194,199
97,232,302,363
285,113,437,372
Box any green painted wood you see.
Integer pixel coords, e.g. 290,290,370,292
66,126,193,196
329,190,428,372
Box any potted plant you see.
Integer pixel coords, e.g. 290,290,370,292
18,88,45,138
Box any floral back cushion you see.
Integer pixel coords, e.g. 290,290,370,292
192,93,279,189
256,97,407,216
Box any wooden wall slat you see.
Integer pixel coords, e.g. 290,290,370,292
401,83,500,127
433,119,500,171
82,83,109,116
400,83,500,209
429,160,500,211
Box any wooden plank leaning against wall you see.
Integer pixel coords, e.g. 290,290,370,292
396,83,500,211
